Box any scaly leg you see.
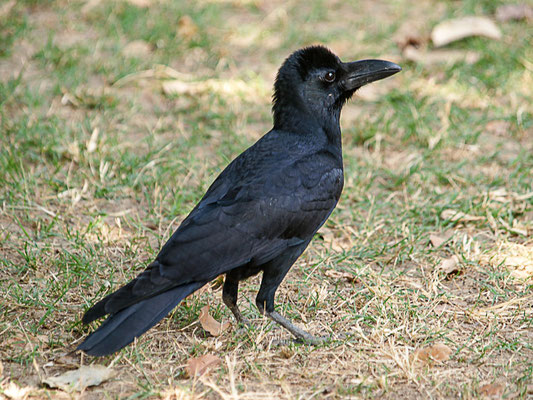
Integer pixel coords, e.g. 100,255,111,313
222,273,250,325
255,246,324,345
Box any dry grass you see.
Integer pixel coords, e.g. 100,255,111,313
1,0,532,398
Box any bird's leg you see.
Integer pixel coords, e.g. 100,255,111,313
222,274,250,326
256,267,324,345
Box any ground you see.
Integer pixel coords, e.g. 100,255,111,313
0,0,532,398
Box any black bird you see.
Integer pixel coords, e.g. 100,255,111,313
77,46,401,356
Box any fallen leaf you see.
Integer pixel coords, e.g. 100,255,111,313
479,382,505,398
198,305,231,336
403,45,480,65
440,209,484,223
413,343,452,363
439,255,460,276
43,365,113,392
325,269,357,282
2,381,31,399
495,4,533,22
185,354,221,377
429,233,447,247
431,16,502,47
122,40,152,58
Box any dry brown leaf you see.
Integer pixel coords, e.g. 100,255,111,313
324,269,357,282
198,305,231,336
43,365,114,392
496,4,533,22
185,354,221,377
403,45,480,65
429,234,446,247
479,382,505,398
431,16,502,47
440,209,484,223
2,381,32,399
122,40,152,58
178,16,198,40
439,255,460,276
413,343,452,363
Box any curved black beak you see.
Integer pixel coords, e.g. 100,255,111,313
341,59,401,91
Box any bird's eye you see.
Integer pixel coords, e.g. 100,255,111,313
324,71,336,82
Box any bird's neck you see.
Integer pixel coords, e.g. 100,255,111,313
273,105,343,151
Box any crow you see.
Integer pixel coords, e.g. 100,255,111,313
77,46,401,356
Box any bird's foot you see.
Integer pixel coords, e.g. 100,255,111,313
236,316,251,327
227,303,251,328
292,333,328,345
267,310,326,346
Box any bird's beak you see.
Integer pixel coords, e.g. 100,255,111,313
341,59,401,91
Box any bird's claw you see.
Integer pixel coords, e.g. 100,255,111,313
293,333,328,345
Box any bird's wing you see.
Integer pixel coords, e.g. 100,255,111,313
159,148,343,280
84,145,342,322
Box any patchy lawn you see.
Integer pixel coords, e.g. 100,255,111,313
0,0,531,398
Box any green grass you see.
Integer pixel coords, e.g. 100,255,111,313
1,0,532,398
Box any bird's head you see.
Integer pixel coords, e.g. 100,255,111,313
272,46,401,133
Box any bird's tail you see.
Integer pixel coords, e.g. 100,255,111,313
77,281,205,356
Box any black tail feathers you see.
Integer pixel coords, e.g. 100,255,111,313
77,282,204,356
